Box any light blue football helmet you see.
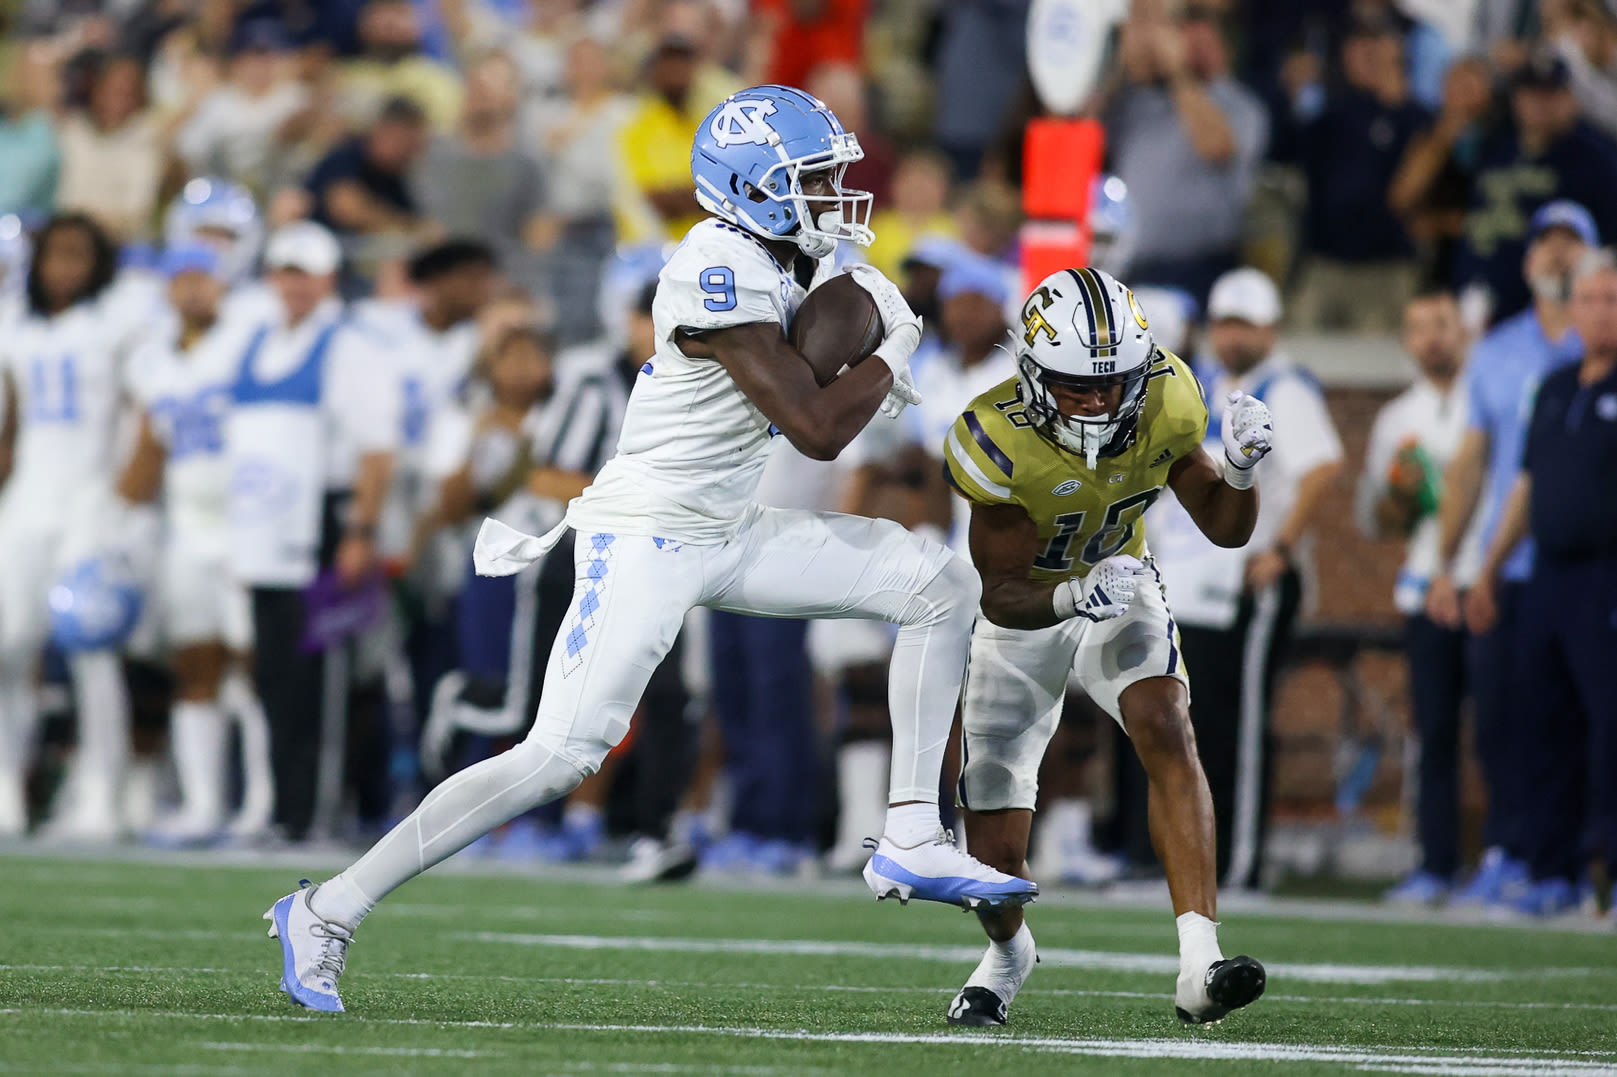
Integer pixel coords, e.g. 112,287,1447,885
691,84,873,259
49,559,144,652
164,177,263,285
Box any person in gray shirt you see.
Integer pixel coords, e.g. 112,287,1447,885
414,52,547,296
1105,1,1269,304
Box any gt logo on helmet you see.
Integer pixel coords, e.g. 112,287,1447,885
1127,289,1150,330
1022,286,1058,346
710,100,779,148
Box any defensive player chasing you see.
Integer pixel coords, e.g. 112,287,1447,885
265,84,1036,1013
943,268,1272,1026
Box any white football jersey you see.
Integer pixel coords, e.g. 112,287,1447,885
572,219,826,542
0,291,148,513
127,315,254,555
350,299,481,557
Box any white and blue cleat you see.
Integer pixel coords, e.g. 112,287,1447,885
264,880,352,1013
862,832,1037,910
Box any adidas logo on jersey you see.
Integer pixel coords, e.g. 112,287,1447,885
1052,479,1082,496
1150,449,1175,468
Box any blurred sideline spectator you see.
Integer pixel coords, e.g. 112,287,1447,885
174,20,310,198
930,0,1030,180
867,151,956,280
1107,0,1269,304
56,53,164,241
1356,289,1476,906
416,51,547,294
1468,248,1617,917
1289,15,1429,331
807,62,895,207
225,221,402,843
302,95,431,249
1425,202,1589,912
1453,53,1617,326
752,0,867,91
1388,56,1496,294
339,0,464,133
615,35,736,245
529,36,633,344
1149,268,1343,890
1546,0,1617,142
0,44,62,217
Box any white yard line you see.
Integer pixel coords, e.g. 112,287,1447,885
198,1041,496,1058
7,1009,1608,1075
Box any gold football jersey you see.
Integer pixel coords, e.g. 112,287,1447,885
943,348,1209,582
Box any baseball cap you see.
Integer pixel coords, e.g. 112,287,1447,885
1513,53,1571,90
1529,199,1599,246
160,243,222,279
900,234,964,273
264,221,341,275
938,251,1011,307
1131,285,1197,354
1207,267,1282,327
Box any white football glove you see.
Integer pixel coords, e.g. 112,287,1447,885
880,364,923,419
1220,390,1273,491
1053,555,1149,622
845,264,922,378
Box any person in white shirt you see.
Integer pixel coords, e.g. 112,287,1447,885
1149,267,1345,890
174,20,311,195
352,240,494,572
118,245,275,845
0,213,147,838
1355,288,1478,905
226,221,403,845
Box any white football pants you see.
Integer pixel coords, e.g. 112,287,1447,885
325,506,977,914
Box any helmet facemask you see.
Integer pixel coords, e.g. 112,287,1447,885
721,135,873,258
1016,349,1152,469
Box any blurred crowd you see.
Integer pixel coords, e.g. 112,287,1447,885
0,0,1613,920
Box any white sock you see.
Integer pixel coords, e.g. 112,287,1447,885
310,873,372,928
964,923,1037,1002
883,801,940,848
885,557,977,804
1176,910,1224,976
222,671,275,827
68,650,130,817
170,701,228,823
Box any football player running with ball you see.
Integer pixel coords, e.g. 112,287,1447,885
943,268,1272,1027
264,85,1036,1015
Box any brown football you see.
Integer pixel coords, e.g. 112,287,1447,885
788,272,886,386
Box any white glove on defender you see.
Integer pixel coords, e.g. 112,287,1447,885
1220,390,1273,491
846,264,924,417
1053,554,1149,622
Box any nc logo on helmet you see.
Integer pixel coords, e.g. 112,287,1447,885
710,99,779,148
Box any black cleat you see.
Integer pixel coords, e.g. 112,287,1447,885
947,986,1009,1027
1176,955,1266,1024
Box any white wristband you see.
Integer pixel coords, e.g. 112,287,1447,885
1052,578,1079,620
1222,456,1257,491
871,320,920,376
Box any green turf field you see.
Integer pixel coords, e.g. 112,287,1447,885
1,851,1613,1076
